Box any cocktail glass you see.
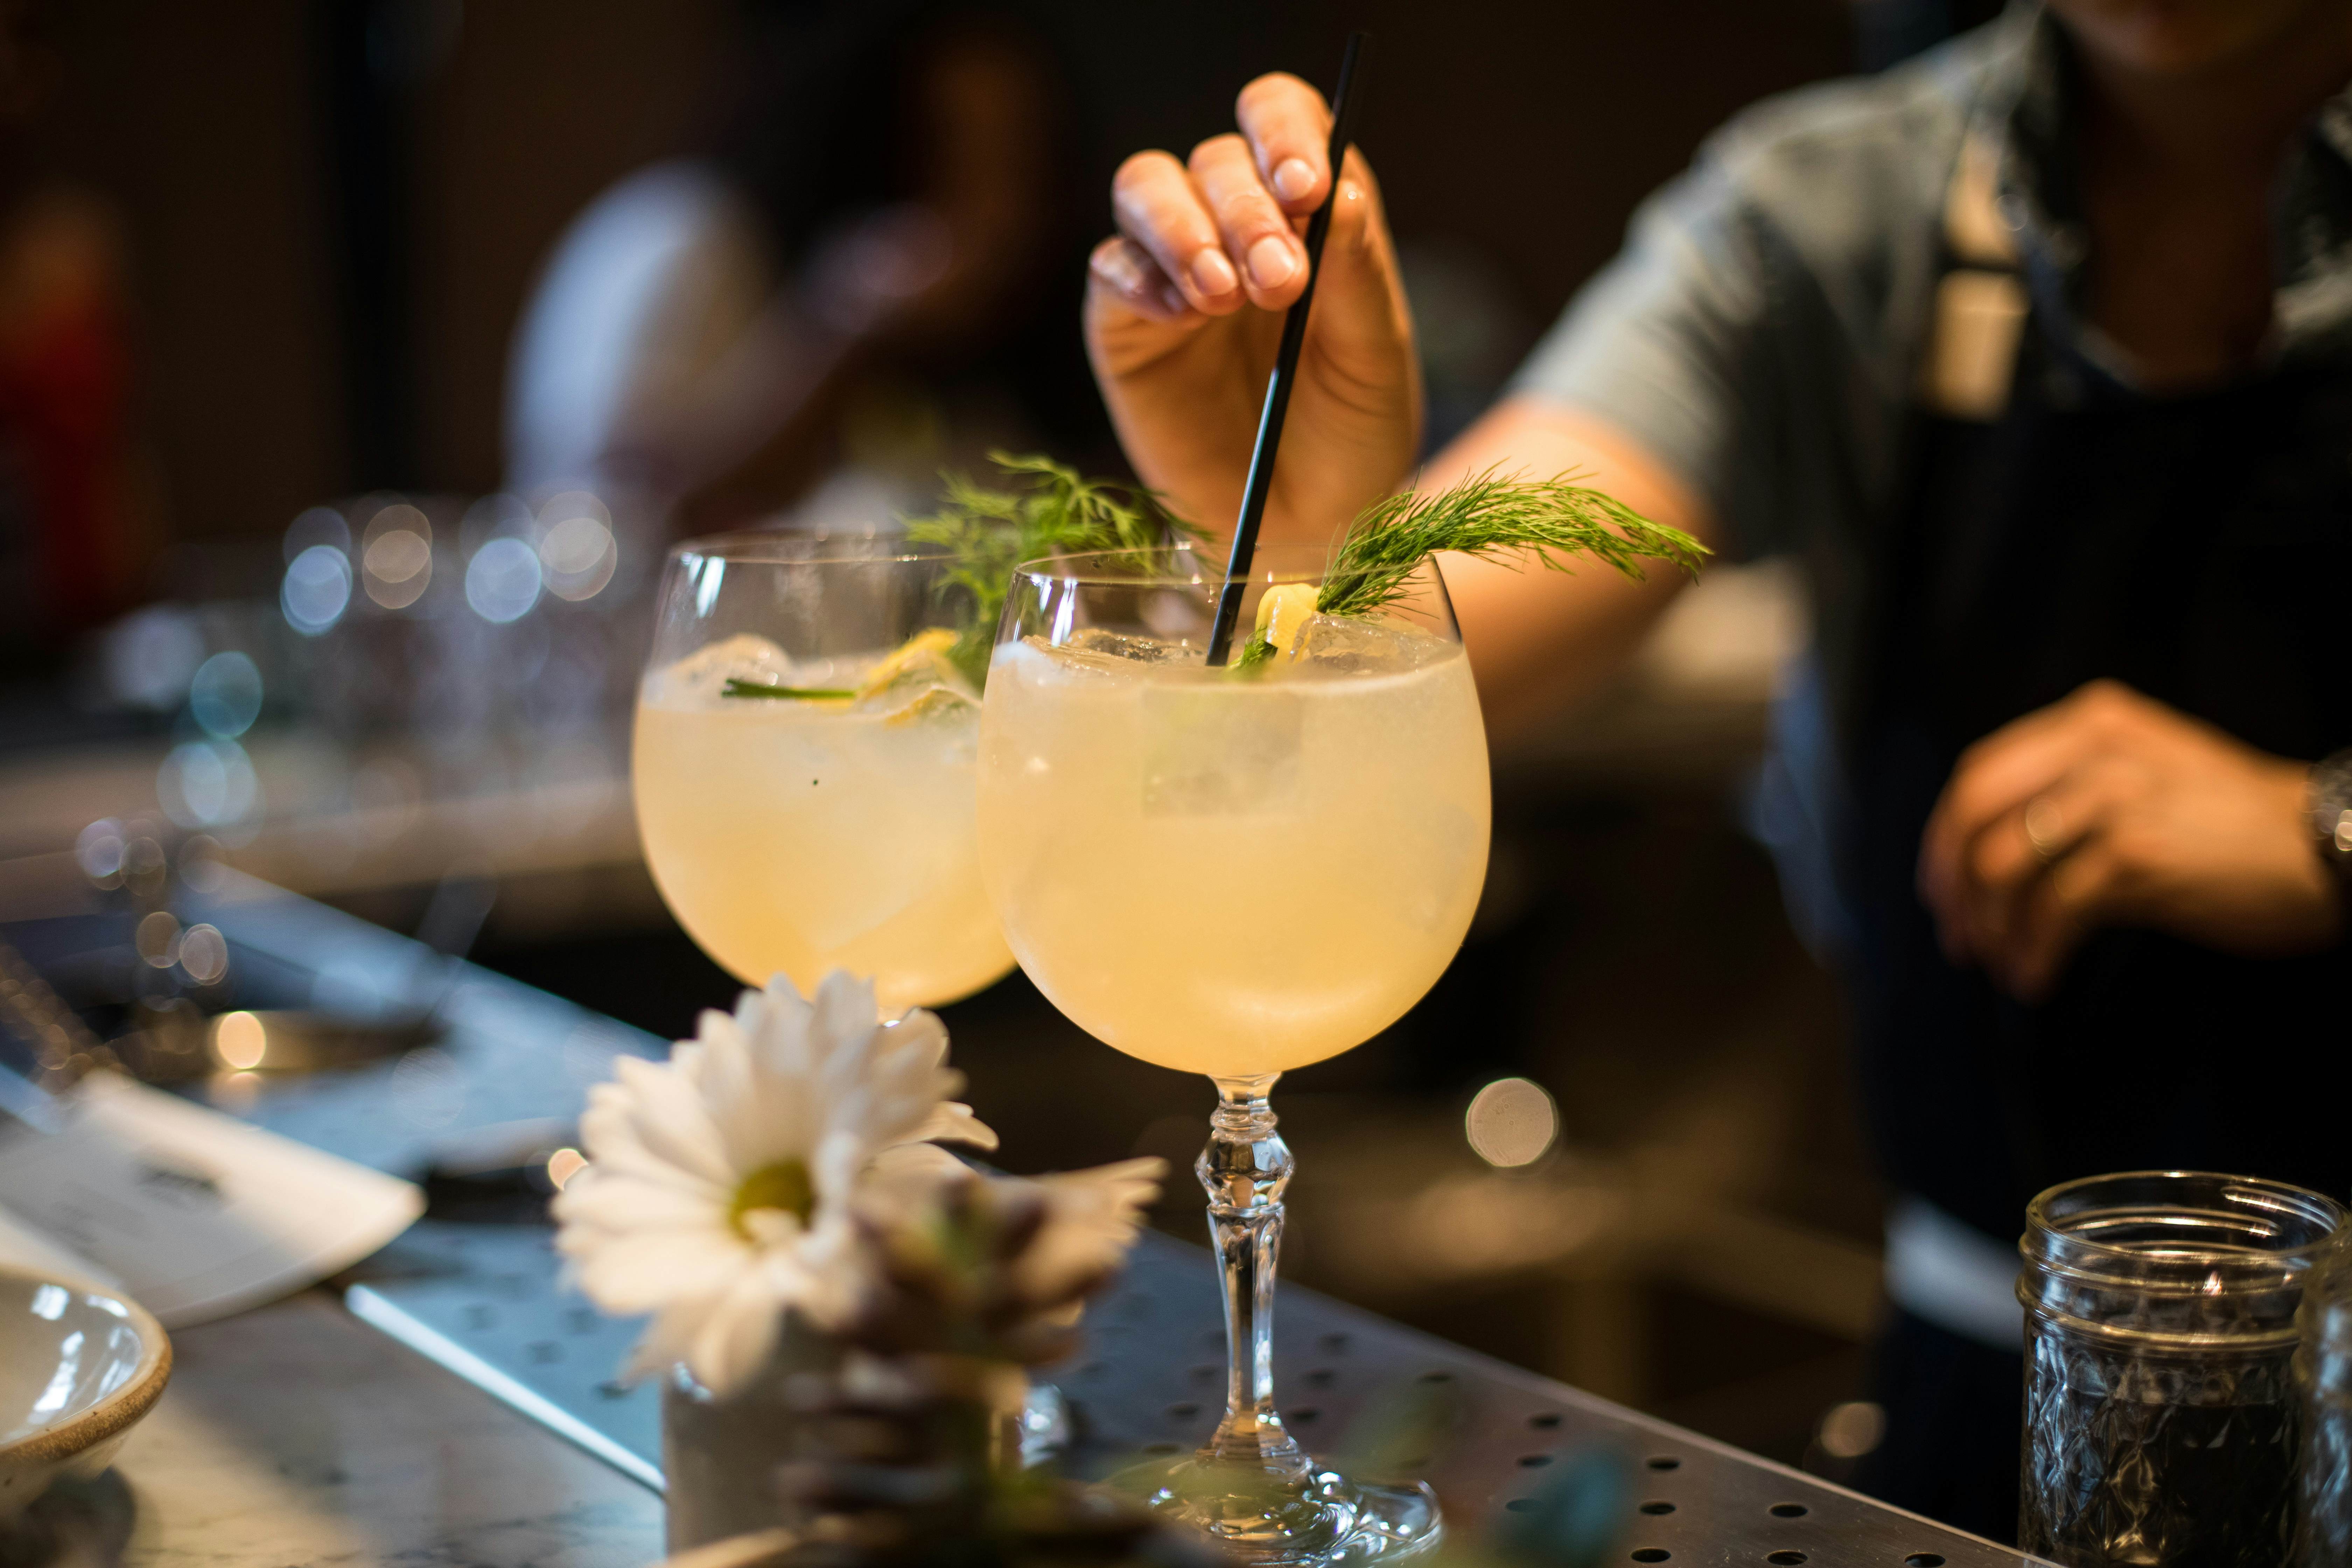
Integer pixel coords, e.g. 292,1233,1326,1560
976,542,1490,1563
633,532,1015,1011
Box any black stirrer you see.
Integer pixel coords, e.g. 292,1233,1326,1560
1203,30,1370,666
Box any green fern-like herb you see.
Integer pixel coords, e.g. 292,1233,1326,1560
1317,468,1709,619
1223,468,1706,673
906,452,1203,685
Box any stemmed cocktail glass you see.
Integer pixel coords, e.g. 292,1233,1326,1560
634,533,1015,1011
976,543,1490,1563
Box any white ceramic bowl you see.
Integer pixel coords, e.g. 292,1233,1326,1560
0,1270,171,1521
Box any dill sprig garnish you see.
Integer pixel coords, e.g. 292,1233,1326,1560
1228,468,1709,670
1319,468,1709,617
906,453,1204,684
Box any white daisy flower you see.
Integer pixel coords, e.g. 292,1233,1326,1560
552,969,996,1397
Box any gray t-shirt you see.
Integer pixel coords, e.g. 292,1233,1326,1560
1508,2,2352,733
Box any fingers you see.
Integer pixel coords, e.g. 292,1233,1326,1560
1955,763,2123,968
1087,235,1190,323
1112,149,1244,315
1919,704,2102,921
1236,72,1334,215
1189,134,1309,308
2003,839,2120,1002
1312,148,1408,351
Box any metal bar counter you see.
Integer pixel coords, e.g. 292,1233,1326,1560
6,878,2039,1568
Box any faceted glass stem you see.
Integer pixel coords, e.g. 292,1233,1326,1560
1200,1073,1308,1472
1109,1071,1442,1563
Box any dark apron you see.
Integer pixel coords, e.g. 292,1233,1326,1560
1846,316,2352,1246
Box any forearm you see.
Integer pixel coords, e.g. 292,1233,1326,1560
1423,397,1722,746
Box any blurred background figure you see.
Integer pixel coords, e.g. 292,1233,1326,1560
0,0,151,662
506,0,1102,536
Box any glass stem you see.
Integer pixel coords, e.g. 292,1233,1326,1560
1200,1073,1305,1468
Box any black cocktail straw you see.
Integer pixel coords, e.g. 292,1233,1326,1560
1203,31,1369,667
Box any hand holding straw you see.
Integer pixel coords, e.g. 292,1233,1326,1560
1203,31,1371,667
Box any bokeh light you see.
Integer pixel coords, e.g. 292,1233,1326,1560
461,492,533,553
538,490,616,601
1464,1077,1560,1168
212,1010,268,1071
135,910,181,968
189,651,264,738
362,502,434,610
159,740,260,830
283,544,355,634
76,819,126,887
284,506,351,561
178,923,231,986
103,605,207,708
466,535,543,622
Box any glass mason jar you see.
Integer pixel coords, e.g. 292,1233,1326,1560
2019,1171,2344,1568
2296,1233,2352,1568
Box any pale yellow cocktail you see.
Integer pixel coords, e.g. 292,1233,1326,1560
634,633,1014,1011
976,620,1490,1075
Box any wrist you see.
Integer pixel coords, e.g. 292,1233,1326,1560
2309,748,2352,875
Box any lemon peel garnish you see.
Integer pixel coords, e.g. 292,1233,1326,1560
1253,583,1320,651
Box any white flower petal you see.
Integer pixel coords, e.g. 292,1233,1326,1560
685,1259,793,1396
569,1226,749,1314
555,965,1000,1383
604,1056,738,1187
859,1142,975,1224
905,1100,998,1150
552,1170,728,1233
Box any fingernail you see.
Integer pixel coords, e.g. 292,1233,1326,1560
1189,249,1237,296
1093,246,1143,294
1246,236,1297,290
1272,158,1316,201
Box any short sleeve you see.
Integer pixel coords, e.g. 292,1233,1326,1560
1508,132,1788,560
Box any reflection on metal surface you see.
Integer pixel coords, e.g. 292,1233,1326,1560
345,1224,2041,1568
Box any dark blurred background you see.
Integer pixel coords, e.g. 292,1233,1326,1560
1,0,2000,1480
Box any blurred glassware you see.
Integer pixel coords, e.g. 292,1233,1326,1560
2020,1171,2345,1568
2296,1231,2352,1568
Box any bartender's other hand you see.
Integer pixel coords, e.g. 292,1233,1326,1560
1085,72,1420,544
1918,680,2339,1002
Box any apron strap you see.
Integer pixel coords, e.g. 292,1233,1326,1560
1917,131,2029,421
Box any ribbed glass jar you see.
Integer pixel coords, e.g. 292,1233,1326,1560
2296,1234,2352,1568
2019,1171,2343,1568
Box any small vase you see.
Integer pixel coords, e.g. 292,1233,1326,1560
661,1317,1046,1553
662,1317,840,1555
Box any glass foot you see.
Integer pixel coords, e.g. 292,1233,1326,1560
1110,1452,1443,1565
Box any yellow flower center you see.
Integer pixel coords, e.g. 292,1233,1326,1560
729,1158,815,1238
